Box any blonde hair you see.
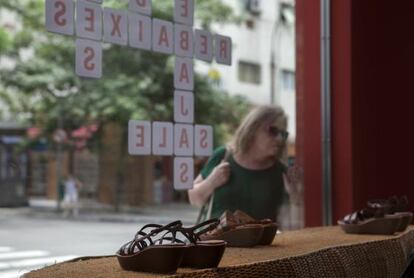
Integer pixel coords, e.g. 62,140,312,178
231,105,287,156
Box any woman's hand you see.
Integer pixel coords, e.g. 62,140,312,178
283,165,303,205
206,161,230,189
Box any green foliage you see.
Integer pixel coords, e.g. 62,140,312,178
0,26,11,53
0,0,250,150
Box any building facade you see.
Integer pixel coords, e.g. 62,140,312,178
196,0,296,141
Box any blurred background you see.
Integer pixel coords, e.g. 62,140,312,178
0,0,298,277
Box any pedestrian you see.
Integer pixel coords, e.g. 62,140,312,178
188,105,301,223
63,172,82,218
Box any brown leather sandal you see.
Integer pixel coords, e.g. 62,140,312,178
199,210,263,247
116,220,185,273
338,207,400,235
233,210,278,245
367,195,413,232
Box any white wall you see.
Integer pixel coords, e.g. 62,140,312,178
195,0,296,140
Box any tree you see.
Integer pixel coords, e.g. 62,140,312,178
0,0,248,145
0,0,250,206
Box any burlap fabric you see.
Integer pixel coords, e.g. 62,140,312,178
25,225,414,278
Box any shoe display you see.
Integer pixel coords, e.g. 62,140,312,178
116,220,185,273
116,219,226,273
338,207,400,235
367,195,413,232
338,195,412,235
233,210,278,245
200,210,265,247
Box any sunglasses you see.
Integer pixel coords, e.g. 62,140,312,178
268,126,289,140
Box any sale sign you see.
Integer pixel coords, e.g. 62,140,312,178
129,0,152,16
76,0,102,41
174,90,194,123
174,57,194,91
103,8,128,45
75,38,102,78
152,18,173,54
152,122,173,156
46,0,233,191
174,157,194,190
45,0,74,36
194,29,213,62
128,13,152,50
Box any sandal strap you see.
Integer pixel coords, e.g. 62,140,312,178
156,235,185,245
194,219,220,238
119,220,182,255
134,224,163,238
151,220,182,234
178,219,220,243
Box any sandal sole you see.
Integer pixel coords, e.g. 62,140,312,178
203,225,263,247
337,217,400,235
117,244,185,273
180,241,226,268
258,223,278,245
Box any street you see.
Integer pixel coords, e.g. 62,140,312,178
0,204,198,278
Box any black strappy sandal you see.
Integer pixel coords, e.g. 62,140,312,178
116,220,185,274
155,219,226,269
178,219,227,268
337,208,400,235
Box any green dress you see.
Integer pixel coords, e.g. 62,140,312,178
200,146,288,221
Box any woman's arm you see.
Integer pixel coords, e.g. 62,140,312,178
282,166,303,205
188,161,230,207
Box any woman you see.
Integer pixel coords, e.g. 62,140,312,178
188,105,299,222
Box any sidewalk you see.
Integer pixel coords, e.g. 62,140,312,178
1,197,199,225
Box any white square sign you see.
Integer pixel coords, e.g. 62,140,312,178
174,24,193,58
79,0,102,3
129,0,152,16
129,13,152,50
75,38,102,78
215,34,232,65
152,19,173,54
152,122,173,156
174,90,194,124
174,124,193,156
76,0,102,41
45,0,74,36
174,157,194,190
194,125,213,156
194,29,213,62
174,57,194,91
103,8,128,46
128,120,151,155
174,0,194,26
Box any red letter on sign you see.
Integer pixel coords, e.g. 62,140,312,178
200,35,207,54
179,128,189,148
111,13,122,37
83,47,95,71
136,125,144,147
180,95,188,116
179,63,189,83
200,129,208,148
136,0,147,6
84,8,95,32
220,40,227,59
159,127,167,148
159,26,169,47
54,1,67,26
180,0,189,17
138,20,144,41
180,30,189,51
180,162,188,183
